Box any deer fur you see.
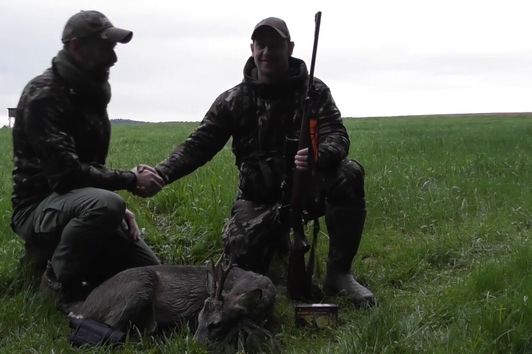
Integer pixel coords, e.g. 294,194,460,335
68,261,276,347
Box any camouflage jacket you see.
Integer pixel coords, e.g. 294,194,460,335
11,53,136,216
156,57,349,203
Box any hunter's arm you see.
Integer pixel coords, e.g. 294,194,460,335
155,94,232,184
313,79,350,169
24,94,136,194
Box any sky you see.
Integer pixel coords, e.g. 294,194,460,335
2,0,532,126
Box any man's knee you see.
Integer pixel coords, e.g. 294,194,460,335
98,191,126,225
77,188,126,228
222,200,281,274
324,159,365,203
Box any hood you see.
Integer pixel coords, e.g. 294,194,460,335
242,56,308,97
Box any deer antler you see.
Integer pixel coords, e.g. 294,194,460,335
209,258,217,299
213,253,233,300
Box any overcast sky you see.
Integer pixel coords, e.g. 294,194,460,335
2,0,532,126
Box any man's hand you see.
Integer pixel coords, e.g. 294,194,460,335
123,208,141,241
132,164,165,197
294,147,310,171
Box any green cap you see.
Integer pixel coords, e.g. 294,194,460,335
251,17,291,41
61,10,133,44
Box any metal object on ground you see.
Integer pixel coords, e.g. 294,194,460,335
295,303,338,328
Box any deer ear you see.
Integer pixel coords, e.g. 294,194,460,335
234,288,263,313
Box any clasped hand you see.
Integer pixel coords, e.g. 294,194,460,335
131,164,165,197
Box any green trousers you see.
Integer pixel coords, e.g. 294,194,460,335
12,187,160,284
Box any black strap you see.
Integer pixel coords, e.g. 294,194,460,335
69,317,125,347
306,218,320,290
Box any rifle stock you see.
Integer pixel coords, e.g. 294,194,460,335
286,11,322,301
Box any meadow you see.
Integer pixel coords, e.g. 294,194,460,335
0,114,530,353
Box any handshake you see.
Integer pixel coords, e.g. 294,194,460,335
131,164,165,198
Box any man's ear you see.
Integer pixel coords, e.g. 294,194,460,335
67,38,83,63
250,42,254,54
288,41,294,56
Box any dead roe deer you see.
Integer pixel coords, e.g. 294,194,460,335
68,258,277,349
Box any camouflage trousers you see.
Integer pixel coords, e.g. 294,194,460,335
12,187,160,284
223,159,366,275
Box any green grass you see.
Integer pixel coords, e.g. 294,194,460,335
0,114,531,353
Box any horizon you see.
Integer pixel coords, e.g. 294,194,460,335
3,110,532,128
3,1,532,127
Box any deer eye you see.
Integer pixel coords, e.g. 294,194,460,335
207,321,221,332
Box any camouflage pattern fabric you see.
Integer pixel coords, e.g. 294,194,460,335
11,50,158,283
222,200,286,274
156,56,364,275
11,50,136,218
156,56,349,203
223,159,367,275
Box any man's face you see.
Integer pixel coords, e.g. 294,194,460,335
251,27,294,83
77,37,117,82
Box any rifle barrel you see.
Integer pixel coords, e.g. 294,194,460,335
307,11,322,90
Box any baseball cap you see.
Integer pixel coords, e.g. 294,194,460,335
62,10,133,44
251,17,291,41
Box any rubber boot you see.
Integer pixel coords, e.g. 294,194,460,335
323,205,376,307
40,261,91,314
19,239,57,289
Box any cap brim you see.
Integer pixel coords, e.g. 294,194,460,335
100,27,133,43
251,25,288,40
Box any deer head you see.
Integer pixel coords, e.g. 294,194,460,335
193,255,266,348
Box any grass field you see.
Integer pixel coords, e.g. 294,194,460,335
0,114,530,353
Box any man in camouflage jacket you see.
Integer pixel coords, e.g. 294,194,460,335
11,11,163,305
155,17,375,306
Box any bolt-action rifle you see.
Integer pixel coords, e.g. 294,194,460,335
285,11,322,301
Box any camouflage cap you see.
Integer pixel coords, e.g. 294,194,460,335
251,17,291,41
61,10,133,44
